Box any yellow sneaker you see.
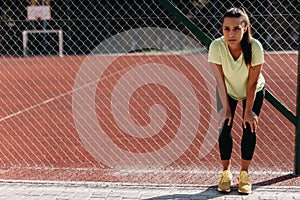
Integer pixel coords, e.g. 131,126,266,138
217,170,232,193
238,171,252,194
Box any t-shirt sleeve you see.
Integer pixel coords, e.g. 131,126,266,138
251,39,264,66
208,39,222,64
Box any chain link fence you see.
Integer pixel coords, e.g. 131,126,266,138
0,0,299,184
0,0,298,55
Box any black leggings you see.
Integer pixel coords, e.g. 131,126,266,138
217,87,265,161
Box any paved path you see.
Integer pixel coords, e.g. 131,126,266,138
0,181,299,200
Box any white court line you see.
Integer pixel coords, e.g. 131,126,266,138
1,56,131,122
2,165,293,176
0,92,71,123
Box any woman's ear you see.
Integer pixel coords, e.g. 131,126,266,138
243,26,248,33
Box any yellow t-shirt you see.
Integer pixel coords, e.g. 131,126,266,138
208,36,265,100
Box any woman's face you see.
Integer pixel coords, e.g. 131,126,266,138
222,17,247,48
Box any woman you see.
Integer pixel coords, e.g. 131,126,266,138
208,7,265,194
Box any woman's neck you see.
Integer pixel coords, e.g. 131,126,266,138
228,44,242,51
228,45,242,60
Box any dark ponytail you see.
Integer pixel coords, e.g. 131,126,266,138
222,8,252,67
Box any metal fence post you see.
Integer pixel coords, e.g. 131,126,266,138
295,13,300,175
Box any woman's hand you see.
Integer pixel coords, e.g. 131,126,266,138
243,111,258,133
217,107,232,128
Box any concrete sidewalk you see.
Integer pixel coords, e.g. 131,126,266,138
0,181,299,200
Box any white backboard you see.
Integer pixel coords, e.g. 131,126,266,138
27,6,51,21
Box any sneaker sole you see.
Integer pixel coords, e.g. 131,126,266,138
217,187,231,193
238,189,251,195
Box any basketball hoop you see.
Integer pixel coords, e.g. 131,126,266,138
27,6,51,21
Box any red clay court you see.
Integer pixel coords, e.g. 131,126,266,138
1,52,299,186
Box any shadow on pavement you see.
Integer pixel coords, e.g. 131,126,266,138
144,186,245,199
144,174,299,199
253,173,298,186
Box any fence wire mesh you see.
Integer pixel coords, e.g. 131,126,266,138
0,0,299,184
